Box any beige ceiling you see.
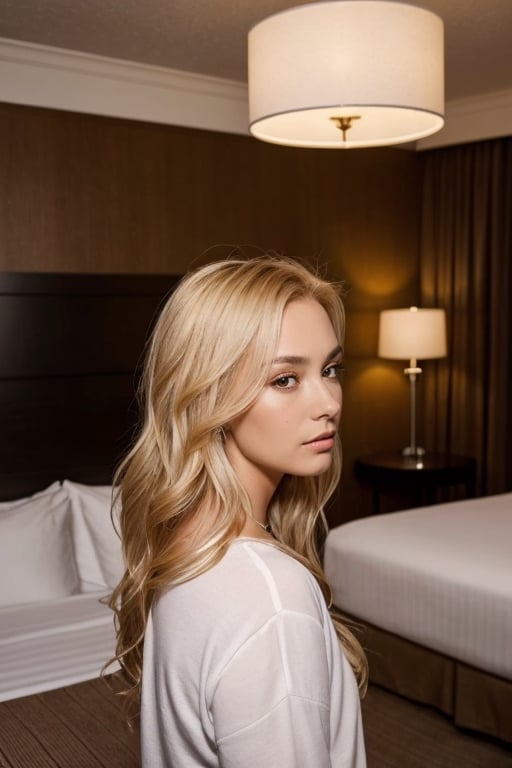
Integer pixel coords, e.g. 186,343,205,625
0,0,511,102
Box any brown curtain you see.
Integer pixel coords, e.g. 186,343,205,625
421,138,512,495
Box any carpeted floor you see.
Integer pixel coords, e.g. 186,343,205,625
2,676,510,767
362,685,512,767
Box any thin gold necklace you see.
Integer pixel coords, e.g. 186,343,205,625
248,513,272,534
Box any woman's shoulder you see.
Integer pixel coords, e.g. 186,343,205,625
148,540,338,703
213,539,324,617
156,538,325,624
228,538,312,582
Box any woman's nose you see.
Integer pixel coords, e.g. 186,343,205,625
312,380,342,420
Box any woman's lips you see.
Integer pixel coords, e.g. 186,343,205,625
303,433,335,450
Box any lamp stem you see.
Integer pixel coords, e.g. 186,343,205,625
403,359,425,457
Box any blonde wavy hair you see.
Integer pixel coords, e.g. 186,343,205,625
109,254,368,716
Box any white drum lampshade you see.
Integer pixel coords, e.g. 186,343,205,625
248,1,444,148
378,308,447,362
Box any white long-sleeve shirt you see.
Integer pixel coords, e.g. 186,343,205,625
141,538,366,767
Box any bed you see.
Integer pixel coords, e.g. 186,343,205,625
324,492,512,744
0,272,180,765
0,480,140,767
0,480,122,703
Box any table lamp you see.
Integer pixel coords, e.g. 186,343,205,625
378,306,447,456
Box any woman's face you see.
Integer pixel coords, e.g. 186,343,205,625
225,298,343,494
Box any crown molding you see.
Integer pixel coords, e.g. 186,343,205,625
0,37,249,136
416,89,512,150
1,37,510,149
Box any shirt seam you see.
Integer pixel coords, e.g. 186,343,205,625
212,608,324,685
216,692,330,745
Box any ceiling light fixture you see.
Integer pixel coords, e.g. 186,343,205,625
248,1,444,149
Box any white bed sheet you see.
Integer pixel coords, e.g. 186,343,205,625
324,493,512,679
0,592,119,702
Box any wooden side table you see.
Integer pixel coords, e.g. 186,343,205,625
354,452,477,515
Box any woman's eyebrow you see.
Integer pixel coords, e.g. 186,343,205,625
272,345,343,367
325,345,343,364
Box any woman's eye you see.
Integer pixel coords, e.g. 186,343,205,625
323,363,345,379
272,374,298,389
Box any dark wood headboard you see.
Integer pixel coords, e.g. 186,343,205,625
0,272,181,500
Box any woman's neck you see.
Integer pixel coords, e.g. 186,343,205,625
239,514,274,540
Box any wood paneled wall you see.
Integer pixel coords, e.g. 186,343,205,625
0,102,424,522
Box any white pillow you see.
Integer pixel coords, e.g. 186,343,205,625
0,485,78,607
0,481,61,510
64,480,124,592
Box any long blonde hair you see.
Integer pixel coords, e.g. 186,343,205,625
109,255,367,715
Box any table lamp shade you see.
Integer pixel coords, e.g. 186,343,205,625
378,307,447,361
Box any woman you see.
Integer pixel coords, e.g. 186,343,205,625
110,255,368,767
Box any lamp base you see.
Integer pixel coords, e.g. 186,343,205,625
402,445,426,457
